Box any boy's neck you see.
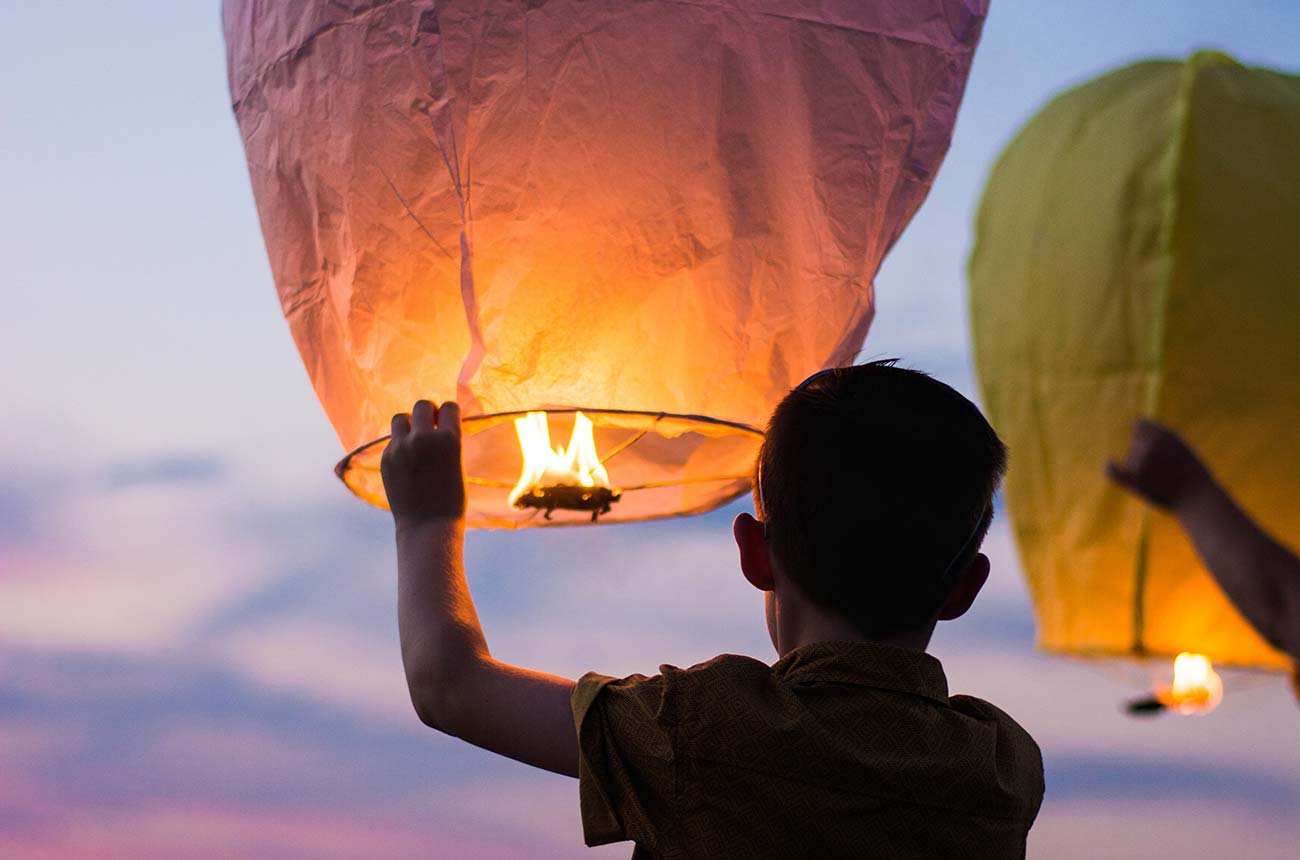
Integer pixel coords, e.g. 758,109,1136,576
778,624,932,657
773,591,935,657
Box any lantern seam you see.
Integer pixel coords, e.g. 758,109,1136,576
1132,54,1204,657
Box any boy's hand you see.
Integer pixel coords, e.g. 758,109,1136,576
381,400,467,525
1107,419,1211,512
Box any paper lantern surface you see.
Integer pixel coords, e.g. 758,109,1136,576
225,0,988,526
970,52,1299,668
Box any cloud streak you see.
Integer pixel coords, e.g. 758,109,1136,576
103,454,227,490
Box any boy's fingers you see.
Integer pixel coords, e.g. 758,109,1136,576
412,399,437,433
391,412,411,440
437,401,462,435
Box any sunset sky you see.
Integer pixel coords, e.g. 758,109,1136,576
3,2,1299,858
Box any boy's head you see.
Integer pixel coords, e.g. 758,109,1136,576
735,360,1008,647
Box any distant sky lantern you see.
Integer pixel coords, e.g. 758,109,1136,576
970,52,1300,706
224,0,988,527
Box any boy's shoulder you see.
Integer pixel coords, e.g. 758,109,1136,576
593,644,1035,733
573,652,775,731
949,693,1043,756
663,652,775,689
947,692,1045,812
576,642,1044,823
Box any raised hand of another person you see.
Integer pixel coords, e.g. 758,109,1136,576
1107,419,1212,511
1109,418,1300,664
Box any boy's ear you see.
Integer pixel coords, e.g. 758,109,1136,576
733,512,776,592
936,552,990,621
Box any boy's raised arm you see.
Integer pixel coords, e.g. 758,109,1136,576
383,400,579,777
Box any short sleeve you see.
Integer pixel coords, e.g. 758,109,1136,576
571,670,677,851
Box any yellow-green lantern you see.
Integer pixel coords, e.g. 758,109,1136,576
970,52,1299,678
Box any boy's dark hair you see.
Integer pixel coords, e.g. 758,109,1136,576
755,360,1008,635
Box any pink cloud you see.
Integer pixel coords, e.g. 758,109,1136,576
1030,798,1300,860
0,800,547,860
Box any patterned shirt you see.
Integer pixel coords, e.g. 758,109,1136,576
572,640,1043,860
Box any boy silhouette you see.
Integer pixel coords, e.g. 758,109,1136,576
381,361,1044,859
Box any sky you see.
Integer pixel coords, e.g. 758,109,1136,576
2,1,1300,858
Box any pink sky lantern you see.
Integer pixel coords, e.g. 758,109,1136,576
224,0,989,527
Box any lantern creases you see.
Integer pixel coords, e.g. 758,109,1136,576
225,0,989,527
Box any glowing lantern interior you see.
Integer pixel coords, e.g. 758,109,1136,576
336,409,763,528
508,412,619,521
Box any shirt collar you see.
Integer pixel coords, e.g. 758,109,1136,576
771,640,950,704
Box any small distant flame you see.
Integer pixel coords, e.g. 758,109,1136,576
508,412,613,508
1158,652,1224,715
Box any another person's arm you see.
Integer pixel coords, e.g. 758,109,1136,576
382,400,579,776
1108,420,1300,660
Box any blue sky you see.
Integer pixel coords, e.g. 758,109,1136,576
3,2,1300,858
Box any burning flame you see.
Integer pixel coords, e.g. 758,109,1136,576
508,411,612,507
1158,652,1224,715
